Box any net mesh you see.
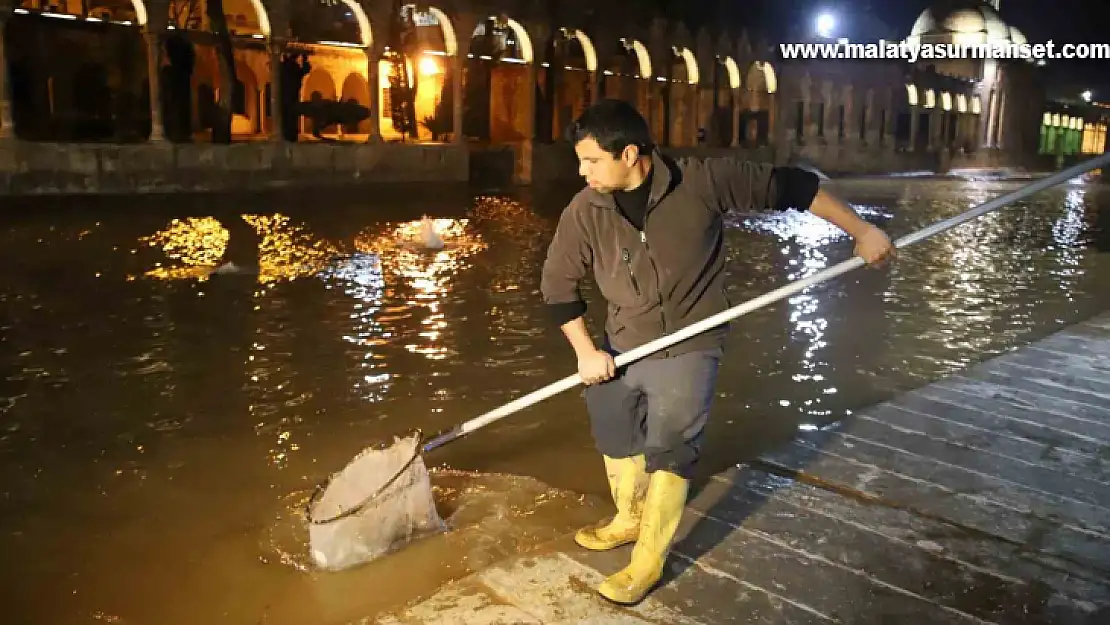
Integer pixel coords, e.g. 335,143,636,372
306,432,445,571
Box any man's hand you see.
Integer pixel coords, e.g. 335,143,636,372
807,188,895,268
578,348,616,385
854,223,896,268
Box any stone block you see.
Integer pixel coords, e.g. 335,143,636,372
290,143,334,170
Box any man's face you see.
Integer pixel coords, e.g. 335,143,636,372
575,137,637,193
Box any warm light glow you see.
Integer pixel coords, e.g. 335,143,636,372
242,214,340,285
957,94,968,112
129,0,147,26
675,47,699,85
570,29,598,72
134,217,229,281
503,18,534,64
419,55,441,75
1081,123,1106,154
906,84,918,106
924,89,936,109
426,6,458,56
248,0,271,36
749,61,777,94
722,57,740,90
623,38,652,79
354,219,488,361
941,91,952,111
1043,112,1053,125
971,96,981,114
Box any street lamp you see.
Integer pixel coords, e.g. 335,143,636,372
815,12,835,38
1081,90,1092,102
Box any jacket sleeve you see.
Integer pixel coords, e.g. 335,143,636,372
540,205,593,325
695,157,820,213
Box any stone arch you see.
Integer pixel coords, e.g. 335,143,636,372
247,0,272,36
503,18,534,64
339,0,373,47
423,6,458,56
923,88,936,109
129,0,149,25
569,29,597,72
624,38,652,79
599,39,649,117
463,16,534,142
710,55,740,146
748,61,777,94
941,91,953,111
301,67,337,136
675,47,699,85
302,68,337,102
382,5,457,141
906,83,919,106
231,58,261,135
722,57,741,90
340,72,371,134
538,28,594,142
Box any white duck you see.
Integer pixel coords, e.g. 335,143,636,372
418,216,445,249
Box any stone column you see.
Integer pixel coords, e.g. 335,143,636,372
0,7,14,140
268,41,284,141
451,47,465,145
516,60,537,183
731,90,742,147
909,108,920,151
448,12,477,146
365,47,381,142
143,28,166,141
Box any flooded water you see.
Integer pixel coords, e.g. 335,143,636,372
2,174,1110,624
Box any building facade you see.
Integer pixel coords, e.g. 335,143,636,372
0,0,1102,184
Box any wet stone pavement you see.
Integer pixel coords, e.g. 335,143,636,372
377,312,1110,625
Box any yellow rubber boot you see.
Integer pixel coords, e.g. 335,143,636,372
597,469,689,605
574,455,649,551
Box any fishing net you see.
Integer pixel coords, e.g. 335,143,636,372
306,431,445,571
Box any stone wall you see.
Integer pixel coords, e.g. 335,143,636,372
529,140,955,185
0,141,468,195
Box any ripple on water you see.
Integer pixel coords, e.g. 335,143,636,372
258,468,604,623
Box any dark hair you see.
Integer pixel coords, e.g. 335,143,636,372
570,98,654,158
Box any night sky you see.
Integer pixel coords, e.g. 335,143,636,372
688,0,1110,102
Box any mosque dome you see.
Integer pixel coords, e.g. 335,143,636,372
907,1,1015,47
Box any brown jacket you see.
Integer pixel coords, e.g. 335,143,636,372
541,149,817,357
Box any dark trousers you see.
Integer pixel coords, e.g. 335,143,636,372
584,341,722,479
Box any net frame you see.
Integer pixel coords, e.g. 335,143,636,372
305,428,425,525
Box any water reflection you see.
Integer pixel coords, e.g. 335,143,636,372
135,216,230,281
243,214,340,287
319,254,390,403
1050,187,1086,295
133,213,340,286
353,218,488,363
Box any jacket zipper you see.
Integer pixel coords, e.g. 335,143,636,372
640,230,668,351
621,248,642,297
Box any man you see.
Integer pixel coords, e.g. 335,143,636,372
540,99,894,605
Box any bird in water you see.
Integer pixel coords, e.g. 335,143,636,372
418,216,445,249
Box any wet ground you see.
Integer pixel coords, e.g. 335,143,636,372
2,173,1110,624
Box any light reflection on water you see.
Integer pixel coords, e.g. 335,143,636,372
1,179,1110,624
